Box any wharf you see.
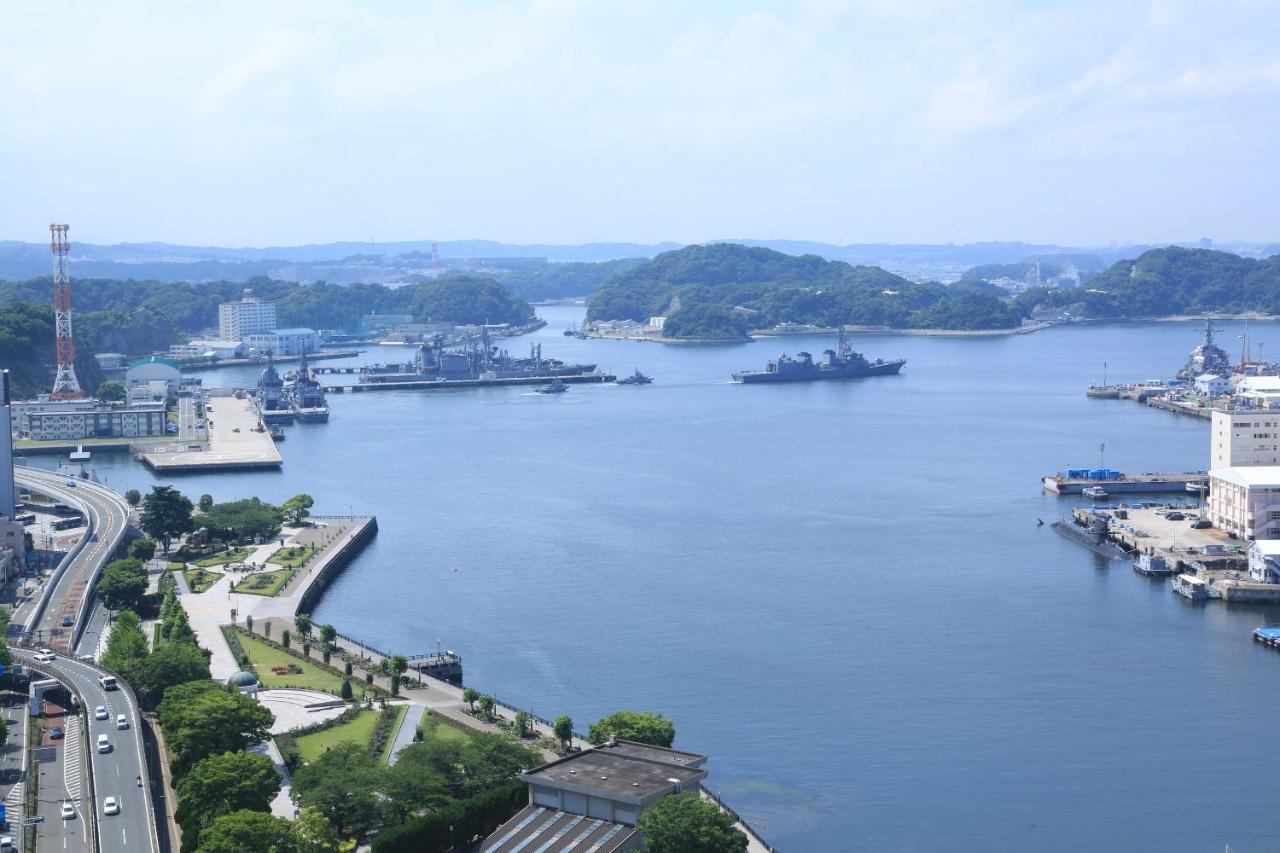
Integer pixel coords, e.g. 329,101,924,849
325,372,615,392
178,350,362,371
1043,472,1209,494
138,395,282,473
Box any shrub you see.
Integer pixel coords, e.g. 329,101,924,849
340,678,353,700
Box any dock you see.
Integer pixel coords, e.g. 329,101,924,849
324,372,615,393
138,395,282,473
1043,471,1209,494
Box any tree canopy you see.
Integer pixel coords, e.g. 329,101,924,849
202,497,285,543
587,710,676,747
282,494,315,526
637,793,748,853
141,486,195,552
177,751,281,850
195,809,297,853
97,557,148,611
158,681,274,773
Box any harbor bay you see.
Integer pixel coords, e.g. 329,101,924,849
25,307,1280,851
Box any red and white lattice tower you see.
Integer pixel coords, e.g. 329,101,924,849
49,223,84,400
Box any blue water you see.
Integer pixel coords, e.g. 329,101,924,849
34,310,1280,852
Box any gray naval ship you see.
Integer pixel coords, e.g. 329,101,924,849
732,330,906,384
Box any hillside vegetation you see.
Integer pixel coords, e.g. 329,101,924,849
587,244,1022,337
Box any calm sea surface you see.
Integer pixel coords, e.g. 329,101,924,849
33,309,1280,851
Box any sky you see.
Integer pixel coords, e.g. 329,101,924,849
1,0,1278,248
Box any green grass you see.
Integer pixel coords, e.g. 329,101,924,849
267,546,317,569
418,711,472,745
193,547,251,568
231,568,295,597
183,568,223,593
379,705,408,763
294,710,381,764
237,631,348,694
167,561,185,571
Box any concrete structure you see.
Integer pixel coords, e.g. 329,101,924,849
226,669,260,698
128,380,170,405
1249,540,1280,583
140,393,281,472
125,356,181,394
0,371,15,518
14,399,166,441
1210,410,1280,469
647,316,667,330
484,739,709,851
93,353,128,370
218,290,277,340
1194,374,1230,396
1208,466,1280,539
169,339,247,360
246,328,319,356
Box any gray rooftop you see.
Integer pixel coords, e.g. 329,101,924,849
523,740,707,801
599,739,707,769
483,805,635,853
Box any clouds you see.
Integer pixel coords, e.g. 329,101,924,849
0,1,1277,246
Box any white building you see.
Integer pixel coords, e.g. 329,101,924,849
13,399,167,441
125,357,181,396
1195,374,1230,396
93,353,128,371
1208,466,1280,539
218,290,277,341
245,328,318,357
0,371,15,519
1210,410,1280,469
1234,375,1280,408
169,340,247,360
1249,540,1280,583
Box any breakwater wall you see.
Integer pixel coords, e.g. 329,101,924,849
296,515,379,613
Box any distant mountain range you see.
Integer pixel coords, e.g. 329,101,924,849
3,237,1275,286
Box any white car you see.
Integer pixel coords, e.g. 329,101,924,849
94,706,108,721
102,797,119,816
115,714,129,730
0,835,14,849
34,651,55,664
96,734,110,753
60,802,75,820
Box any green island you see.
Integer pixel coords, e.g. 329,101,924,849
294,709,386,764
231,568,296,597
193,546,252,567
267,545,317,569
182,568,223,594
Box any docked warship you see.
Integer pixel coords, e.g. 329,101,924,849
254,357,295,423
364,335,596,384
731,330,905,384
1175,318,1233,381
286,352,330,422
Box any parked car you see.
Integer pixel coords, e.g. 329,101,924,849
1191,518,1213,529
49,726,64,739
1166,512,1186,521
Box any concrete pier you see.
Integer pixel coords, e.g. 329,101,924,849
1043,472,1209,494
326,372,615,393
139,395,282,473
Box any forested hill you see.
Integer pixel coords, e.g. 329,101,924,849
587,243,1022,338
0,303,106,398
1015,247,1280,319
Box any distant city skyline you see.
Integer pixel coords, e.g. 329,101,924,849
2,1,1277,248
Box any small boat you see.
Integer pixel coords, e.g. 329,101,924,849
270,426,286,442
534,379,568,394
1186,482,1209,494
1172,573,1213,601
616,368,653,386
1082,486,1109,500
1133,553,1173,577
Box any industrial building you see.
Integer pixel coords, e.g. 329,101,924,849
14,398,167,441
125,356,182,395
1207,466,1280,540
218,289,277,340
169,339,248,360
1210,410,1280,469
245,328,319,356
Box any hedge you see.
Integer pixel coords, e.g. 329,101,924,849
371,780,526,853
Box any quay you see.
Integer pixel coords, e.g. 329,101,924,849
325,372,616,393
137,393,282,473
1043,471,1209,494
178,349,362,371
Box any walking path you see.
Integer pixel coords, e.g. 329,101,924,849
386,703,424,765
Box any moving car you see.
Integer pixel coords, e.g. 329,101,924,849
34,650,56,663
60,802,75,820
116,714,129,730
103,797,119,816
98,675,117,691
96,734,111,753
94,706,108,720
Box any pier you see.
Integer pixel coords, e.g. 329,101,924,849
325,372,615,393
138,394,282,473
1043,471,1209,494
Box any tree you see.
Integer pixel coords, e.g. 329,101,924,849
294,613,312,640
382,746,450,824
283,493,315,526
553,715,574,751
198,493,214,512
462,687,478,711
319,624,337,649
339,678,353,700
390,655,407,681
141,485,195,553
245,614,254,634
176,751,281,850
587,710,675,747
291,741,386,839
125,488,141,507
128,538,157,560
394,733,538,801
514,711,530,738
637,793,748,853
97,557,148,611
281,630,291,648
101,609,149,672
477,694,495,721
158,681,275,773
293,805,341,852
202,497,284,543
195,809,297,853
127,640,210,707
97,380,126,402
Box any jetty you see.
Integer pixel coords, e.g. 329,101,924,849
1043,471,1209,495
325,372,615,393
138,394,282,473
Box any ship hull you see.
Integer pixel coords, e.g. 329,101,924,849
733,359,906,383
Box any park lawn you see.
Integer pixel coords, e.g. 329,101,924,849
231,568,295,596
182,568,223,594
238,632,347,694
193,547,251,568
418,711,472,744
295,710,380,764
267,546,317,569
379,705,408,763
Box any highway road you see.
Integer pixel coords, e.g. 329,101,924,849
11,468,158,852
17,649,157,853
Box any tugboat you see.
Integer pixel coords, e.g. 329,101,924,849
1082,486,1109,501
534,378,568,394
615,368,653,386
732,330,905,383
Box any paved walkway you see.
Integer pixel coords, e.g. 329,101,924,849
386,703,424,765
260,689,347,735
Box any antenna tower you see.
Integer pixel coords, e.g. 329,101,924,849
431,241,440,277
49,224,84,399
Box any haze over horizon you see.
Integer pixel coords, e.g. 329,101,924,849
3,1,1277,249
